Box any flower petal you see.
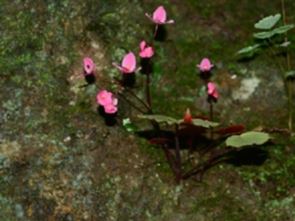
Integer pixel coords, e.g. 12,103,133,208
153,6,167,24
122,52,136,73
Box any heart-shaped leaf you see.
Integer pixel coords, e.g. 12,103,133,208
138,114,178,125
138,114,219,128
253,31,275,39
191,119,219,128
254,14,281,30
226,131,270,148
273,24,295,34
237,44,260,55
254,24,295,39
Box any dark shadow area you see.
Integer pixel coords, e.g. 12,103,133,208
97,105,106,117
154,25,167,42
84,73,96,84
104,114,117,126
237,55,257,62
122,73,136,87
199,71,212,80
140,58,153,75
136,125,212,151
225,147,269,166
97,106,117,126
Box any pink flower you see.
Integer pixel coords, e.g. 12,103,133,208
83,57,95,75
139,41,154,58
113,52,137,74
96,90,118,114
207,82,219,100
104,103,118,114
96,90,113,106
145,6,174,25
197,58,214,72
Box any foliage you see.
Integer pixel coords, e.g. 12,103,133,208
225,131,270,148
254,14,281,30
237,12,295,132
138,114,219,128
237,13,294,57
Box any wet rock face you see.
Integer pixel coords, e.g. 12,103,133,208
1,0,295,220
232,77,260,101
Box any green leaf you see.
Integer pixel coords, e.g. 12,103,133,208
285,70,295,80
254,14,281,30
253,24,295,39
253,31,275,39
237,44,260,55
191,119,219,128
138,114,219,128
272,24,295,34
226,131,270,148
137,114,178,125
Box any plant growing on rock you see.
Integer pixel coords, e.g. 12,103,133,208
113,52,138,87
237,2,295,133
91,4,271,183
83,57,96,84
96,90,118,126
139,40,154,110
145,5,175,41
137,112,270,183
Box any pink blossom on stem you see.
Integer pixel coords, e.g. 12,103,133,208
113,52,137,74
104,103,118,114
139,41,154,58
96,90,113,106
96,90,118,114
83,57,95,75
145,6,174,25
197,58,214,72
207,82,219,101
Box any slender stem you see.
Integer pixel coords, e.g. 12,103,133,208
209,102,213,121
281,0,291,68
174,124,182,183
281,0,293,133
288,82,293,132
209,102,213,139
146,72,152,112
154,25,159,38
117,92,146,114
161,144,179,179
113,77,152,112
125,87,152,112
182,148,231,180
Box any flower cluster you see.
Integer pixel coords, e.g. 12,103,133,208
139,41,154,58
197,57,219,102
96,90,118,114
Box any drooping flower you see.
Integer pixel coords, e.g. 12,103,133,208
145,6,174,25
139,41,154,58
183,108,192,124
113,52,137,74
104,103,118,114
83,57,95,75
207,82,219,101
197,58,214,72
96,90,118,114
96,90,113,106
